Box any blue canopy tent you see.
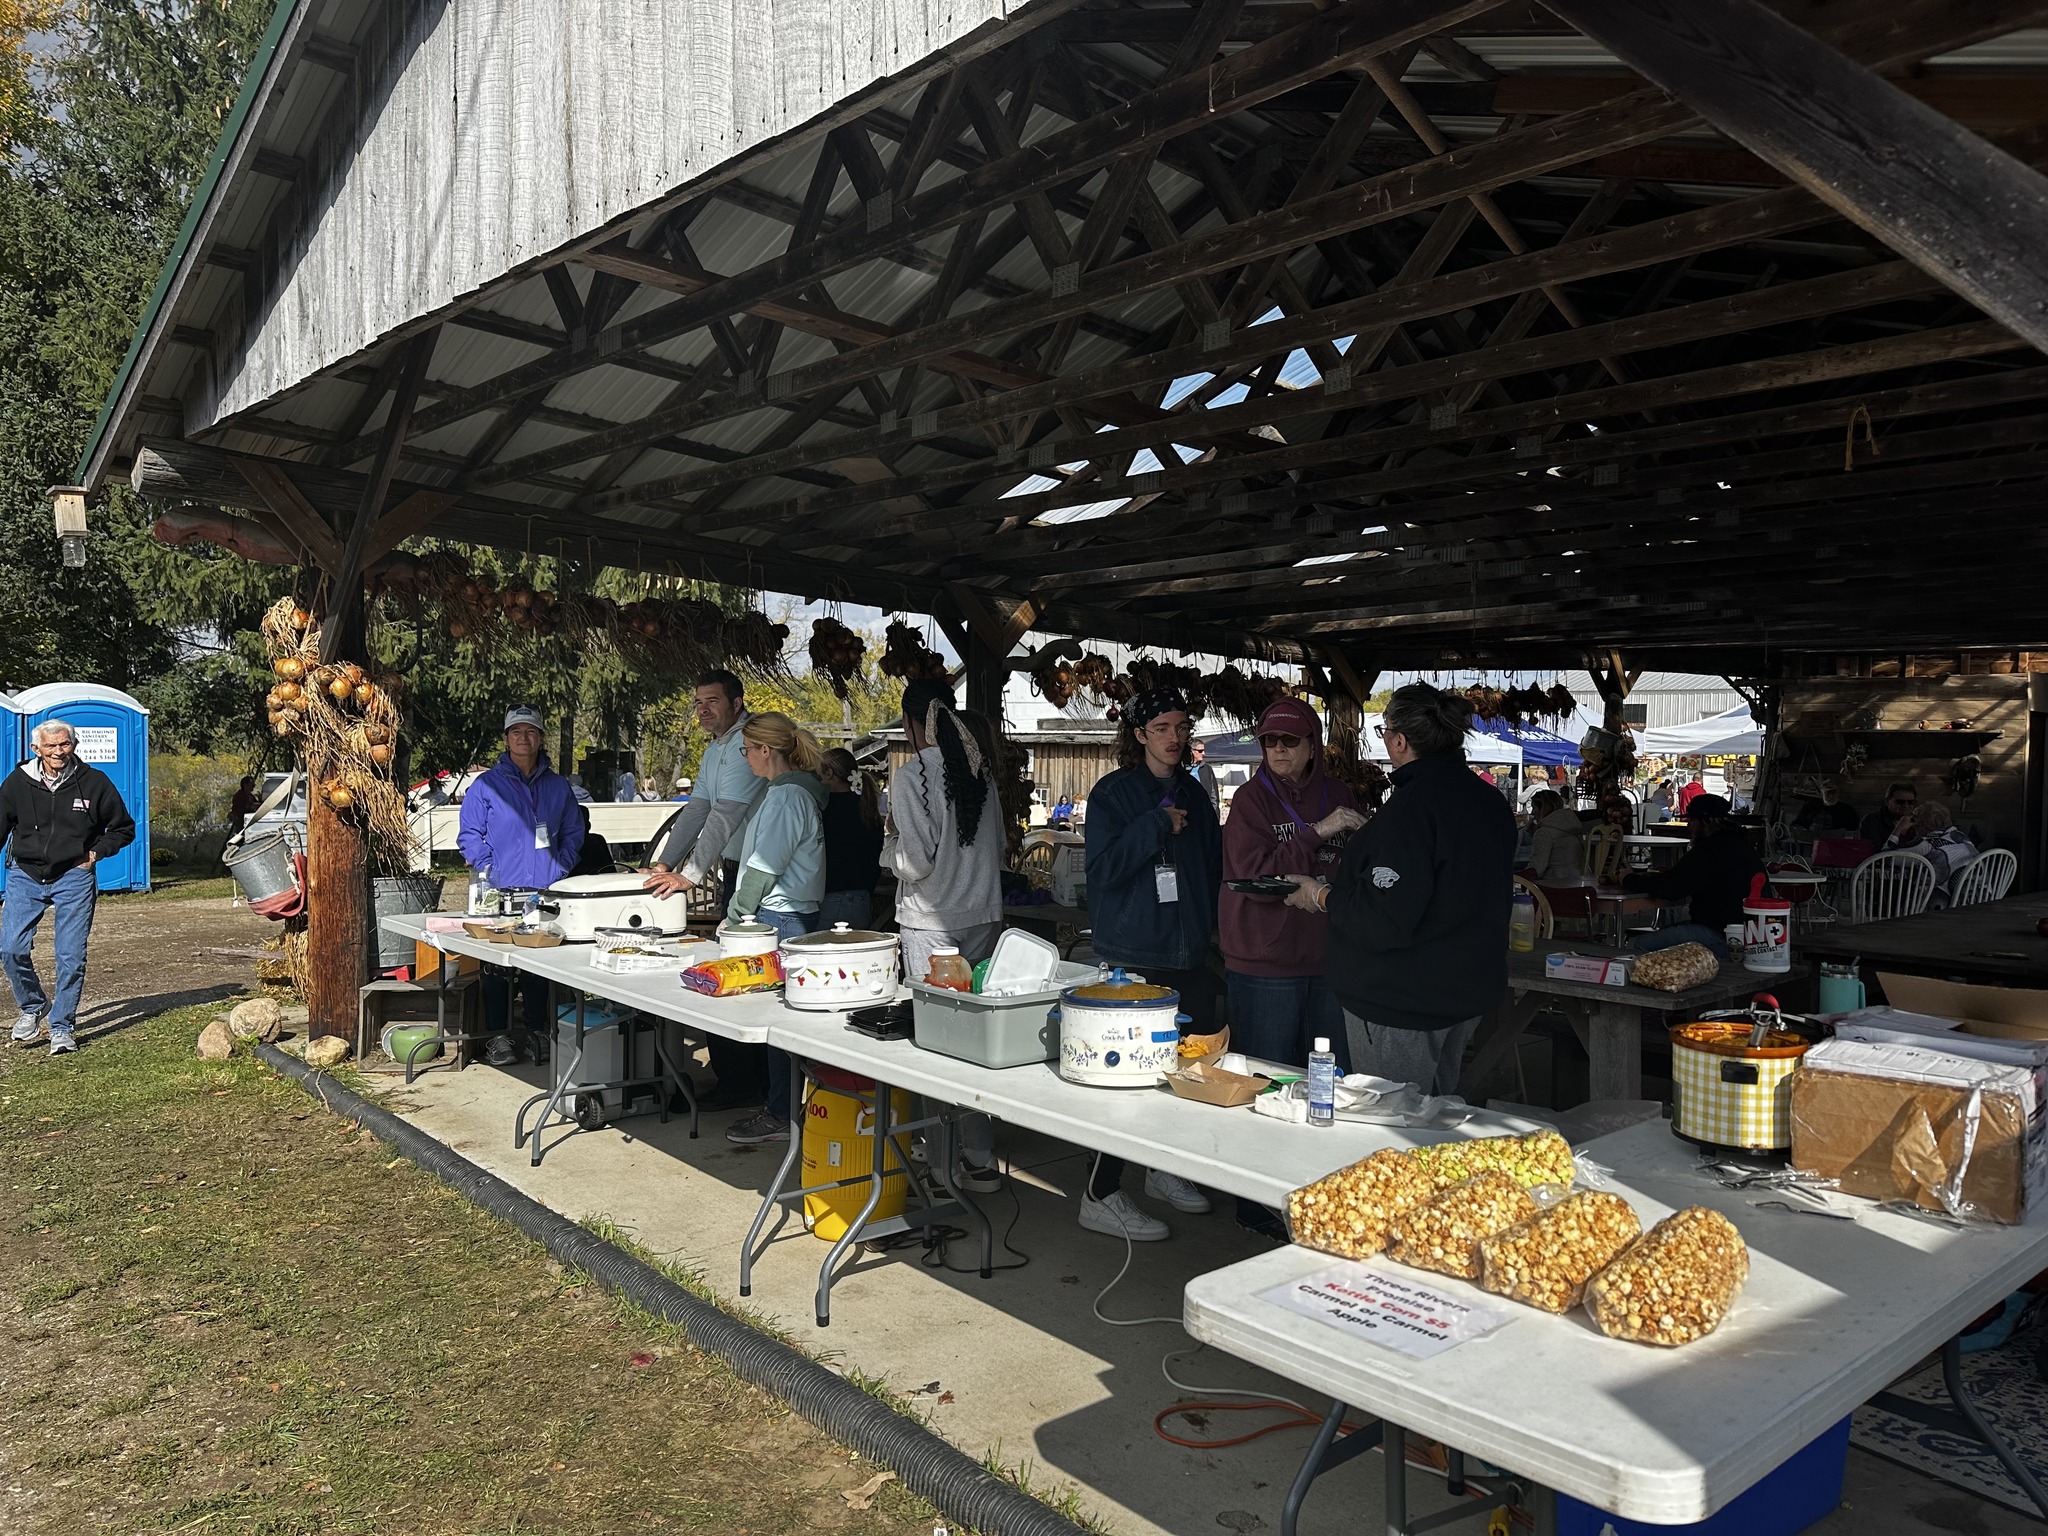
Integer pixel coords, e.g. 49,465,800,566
1470,717,1582,768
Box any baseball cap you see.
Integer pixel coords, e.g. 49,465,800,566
1253,696,1322,747
504,705,545,732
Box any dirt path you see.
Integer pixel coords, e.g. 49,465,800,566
0,887,272,1039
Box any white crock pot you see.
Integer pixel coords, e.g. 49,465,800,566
540,872,687,941
1056,969,1185,1087
780,923,900,1011
717,918,782,959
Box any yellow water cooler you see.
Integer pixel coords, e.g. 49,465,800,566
801,1065,913,1241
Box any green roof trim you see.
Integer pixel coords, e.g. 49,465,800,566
74,0,311,490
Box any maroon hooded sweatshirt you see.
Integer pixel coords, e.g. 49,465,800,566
1219,716,1362,978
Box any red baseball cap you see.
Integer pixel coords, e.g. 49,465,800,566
1253,696,1322,748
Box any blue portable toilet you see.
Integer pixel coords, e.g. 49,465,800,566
9,683,152,893
0,691,17,897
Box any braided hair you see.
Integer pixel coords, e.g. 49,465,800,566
902,676,990,849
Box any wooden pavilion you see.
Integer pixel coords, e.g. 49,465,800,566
78,0,2048,1029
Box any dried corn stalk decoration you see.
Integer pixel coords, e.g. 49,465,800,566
259,596,413,869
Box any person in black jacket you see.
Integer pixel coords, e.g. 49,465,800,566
1621,794,1763,956
1288,684,1515,1094
1,719,136,1054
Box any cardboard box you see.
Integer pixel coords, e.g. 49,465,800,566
1879,973,2048,1042
1544,951,1634,987
414,939,479,980
1791,1047,2040,1223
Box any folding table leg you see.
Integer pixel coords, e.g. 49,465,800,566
1280,1401,1380,1536
739,1061,807,1299
815,1075,894,1327
926,1107,993,1278
1384,1423,1407,1536
1944,1335,2048,1520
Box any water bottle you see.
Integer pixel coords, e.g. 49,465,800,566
1508,888,1538,953
469,864,494,917
1307,1037,1337,1127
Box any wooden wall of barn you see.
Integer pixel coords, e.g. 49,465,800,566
1776,677,2031,852
198,0,1027,429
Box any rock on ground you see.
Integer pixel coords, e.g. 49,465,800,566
195,1020,235,1060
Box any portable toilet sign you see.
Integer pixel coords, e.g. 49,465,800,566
6,683,152,893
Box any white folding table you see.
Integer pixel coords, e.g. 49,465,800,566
1183,1118,2048,1536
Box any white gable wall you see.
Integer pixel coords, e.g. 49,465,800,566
197,0,1029,431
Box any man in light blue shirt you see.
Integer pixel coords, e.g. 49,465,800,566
643,669,769,1110
645,671,764,903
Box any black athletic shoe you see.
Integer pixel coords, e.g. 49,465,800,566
484,1034,520,1067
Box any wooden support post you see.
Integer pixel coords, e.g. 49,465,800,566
305,329,437,1039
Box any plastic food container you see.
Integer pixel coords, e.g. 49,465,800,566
911,958,1104,1068
1057,969,1184,1087
779,924,899,1011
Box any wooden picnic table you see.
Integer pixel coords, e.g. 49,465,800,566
1466,940,1811,1102
1796,890,2048,986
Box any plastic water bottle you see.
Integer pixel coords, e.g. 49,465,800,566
468,864,495,917
1509,888,1538,953
1307,1037,1337,1127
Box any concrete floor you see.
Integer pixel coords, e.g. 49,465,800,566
365,1046,2040,1536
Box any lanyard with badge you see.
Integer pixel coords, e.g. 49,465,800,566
1155,786,1180,903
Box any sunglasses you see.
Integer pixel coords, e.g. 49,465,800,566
1259,733,1304,750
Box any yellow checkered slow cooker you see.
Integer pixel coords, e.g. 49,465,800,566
1669,1019,1811,1153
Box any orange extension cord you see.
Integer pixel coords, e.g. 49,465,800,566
1153,1402,1531,1532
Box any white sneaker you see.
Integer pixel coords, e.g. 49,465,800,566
11,1011,44,1044
1079,1189,1169,1242
1144,1170,1212,1214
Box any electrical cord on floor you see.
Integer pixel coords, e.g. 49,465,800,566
1153,1348,1534,1530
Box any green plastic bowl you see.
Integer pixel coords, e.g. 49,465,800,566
382,1023,443,1064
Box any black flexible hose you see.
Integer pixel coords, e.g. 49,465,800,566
256,1044,1092,1536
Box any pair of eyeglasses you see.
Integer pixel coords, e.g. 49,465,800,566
1372,724,1388,738
1258,733,1303,750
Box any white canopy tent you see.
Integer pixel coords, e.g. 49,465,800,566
1362,714,1523,765
1637,706,1764,758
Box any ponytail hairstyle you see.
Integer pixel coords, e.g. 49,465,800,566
822,747,881,827
742,711,824,773
901,676,990,849
1381,682,1475,759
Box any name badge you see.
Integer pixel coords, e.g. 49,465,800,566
1155,865,1179,904
534,823,551,850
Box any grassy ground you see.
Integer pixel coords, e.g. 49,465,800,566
112,874,241,903
0,1005,945,1536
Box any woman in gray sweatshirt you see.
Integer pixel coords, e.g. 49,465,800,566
886,676,1005,1186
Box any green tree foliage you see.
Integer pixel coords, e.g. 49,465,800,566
0,0,275,697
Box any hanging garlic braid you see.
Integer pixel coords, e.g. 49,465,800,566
902,676,990,849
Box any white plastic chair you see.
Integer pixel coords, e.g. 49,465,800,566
1847,851,1937,924
1948,848,2017,908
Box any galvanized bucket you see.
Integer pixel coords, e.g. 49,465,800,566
373,874,446,969
223,829,300,905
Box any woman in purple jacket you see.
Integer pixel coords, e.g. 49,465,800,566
457,705,583,1064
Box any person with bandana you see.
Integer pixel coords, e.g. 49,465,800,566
886,676,1006,1189
1076,687,1222,1241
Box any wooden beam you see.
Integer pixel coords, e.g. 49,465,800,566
1544,0,2048,353
362,489,456,565
324,328,435,662
232,459,343,570
1495,72,2048,136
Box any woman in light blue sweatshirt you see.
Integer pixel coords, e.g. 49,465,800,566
723,712,829,1146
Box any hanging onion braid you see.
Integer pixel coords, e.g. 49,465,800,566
902,676,990,849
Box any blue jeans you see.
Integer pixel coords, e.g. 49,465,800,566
2,863,99,1032
757,907,820,1125
1225,971,1350,1073
817,889,872,930
1631,922,1729,959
